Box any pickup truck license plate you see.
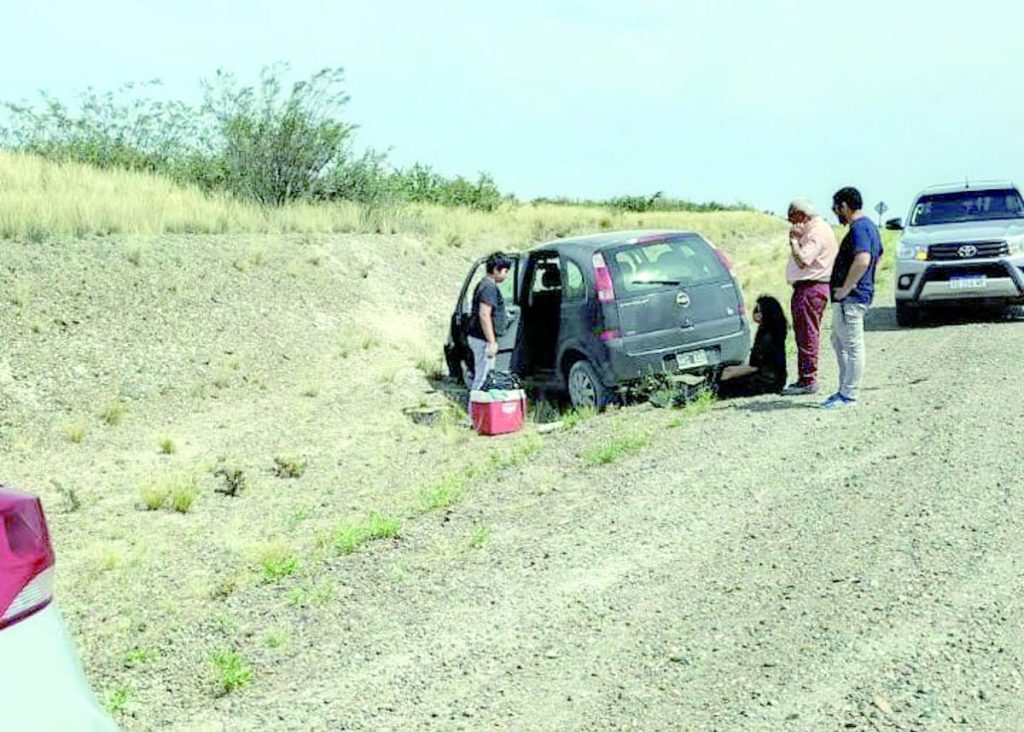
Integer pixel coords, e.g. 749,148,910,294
950,275,986,290
676,350,708,370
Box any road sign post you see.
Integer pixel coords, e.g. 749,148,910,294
874,201,889,227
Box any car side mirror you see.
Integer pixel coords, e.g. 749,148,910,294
885,217,904,231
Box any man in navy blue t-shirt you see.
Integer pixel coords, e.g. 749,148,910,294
823,186,883,408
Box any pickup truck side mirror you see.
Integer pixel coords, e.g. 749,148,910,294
885,217,904,231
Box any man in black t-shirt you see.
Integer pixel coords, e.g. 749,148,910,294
467,252,511,394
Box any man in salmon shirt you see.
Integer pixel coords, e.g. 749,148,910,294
782,197,838,395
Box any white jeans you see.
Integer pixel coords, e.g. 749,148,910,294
830,301,868,400
468,336,496,393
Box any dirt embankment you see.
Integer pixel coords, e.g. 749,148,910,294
2,230,1020,730
172,306,1024,730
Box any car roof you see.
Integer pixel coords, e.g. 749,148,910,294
528,229,703,254
916,180,1019,197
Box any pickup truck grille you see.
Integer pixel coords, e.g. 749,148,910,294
928,241,1008,261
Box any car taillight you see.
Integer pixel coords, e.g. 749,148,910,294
0,488,55,630
713,247,735,275
592,253,616,303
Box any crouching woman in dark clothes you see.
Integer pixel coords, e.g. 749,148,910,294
716,295,788,398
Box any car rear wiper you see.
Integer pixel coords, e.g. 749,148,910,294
631,279,681,285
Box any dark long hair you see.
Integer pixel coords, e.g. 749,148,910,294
755,295,788,341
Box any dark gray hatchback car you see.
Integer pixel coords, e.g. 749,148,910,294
445,229,751,408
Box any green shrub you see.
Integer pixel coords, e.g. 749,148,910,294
139,483,169,510
170,477,198,513
211,650,252,694
583,431,650,466
333,513,400,555
100,402,127,426
258,543,299,582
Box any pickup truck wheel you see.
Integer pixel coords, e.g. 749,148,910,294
567,360,608,411
895,301,919,327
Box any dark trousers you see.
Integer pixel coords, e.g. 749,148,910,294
790,281,830,386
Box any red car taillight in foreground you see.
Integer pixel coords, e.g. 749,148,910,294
0,488,55,630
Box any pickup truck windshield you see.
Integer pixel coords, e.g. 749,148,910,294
910,189,1024,226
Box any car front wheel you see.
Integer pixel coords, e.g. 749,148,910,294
567,360,609,411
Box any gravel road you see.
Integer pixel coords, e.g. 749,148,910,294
169,303,1024,731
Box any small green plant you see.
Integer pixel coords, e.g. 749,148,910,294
124,648,157,668
169,476,198,513
249,247,267,267
562,406,597,430
139,483,170,510
141,474,198,512
126,245,144,266
301,384,320,397
23,224,49,245
258,543,300,583
285,580,335,607
333,513,400,555
264,630,288,649
52,479,81,512
285,505,312,530
469,525,491,549
104,684,132,714
211,650,253,695
415,356,445,380
273,455,307,479
158,436,177,454
418,473,470,512
63,421,88,444
98,547,122,571
583,430,650,466
100,402,127,426
361,334,379,350
211,372,231,389
367,513,400,540
682,387,716,416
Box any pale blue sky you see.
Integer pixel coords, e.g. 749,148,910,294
5,1,1024,220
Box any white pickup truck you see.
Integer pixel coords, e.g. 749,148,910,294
888,182,1024,326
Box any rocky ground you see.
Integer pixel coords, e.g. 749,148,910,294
3,230,1022,730
169,304,1024,731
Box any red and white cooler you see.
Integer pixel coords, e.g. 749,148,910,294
470,389,527,436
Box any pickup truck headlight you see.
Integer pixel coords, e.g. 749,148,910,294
896,240,928,260
1008,239,1024,256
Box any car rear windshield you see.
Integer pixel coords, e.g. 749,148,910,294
910,189,1024,226
606,235,727,293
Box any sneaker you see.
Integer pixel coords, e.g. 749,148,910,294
820,395,857,410
819,393,843,408
782,382,819,396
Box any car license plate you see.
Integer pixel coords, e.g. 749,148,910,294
950,275,986,290
676,350,708,370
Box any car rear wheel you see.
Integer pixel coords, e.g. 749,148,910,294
895,301,920,327
567,359,608,411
